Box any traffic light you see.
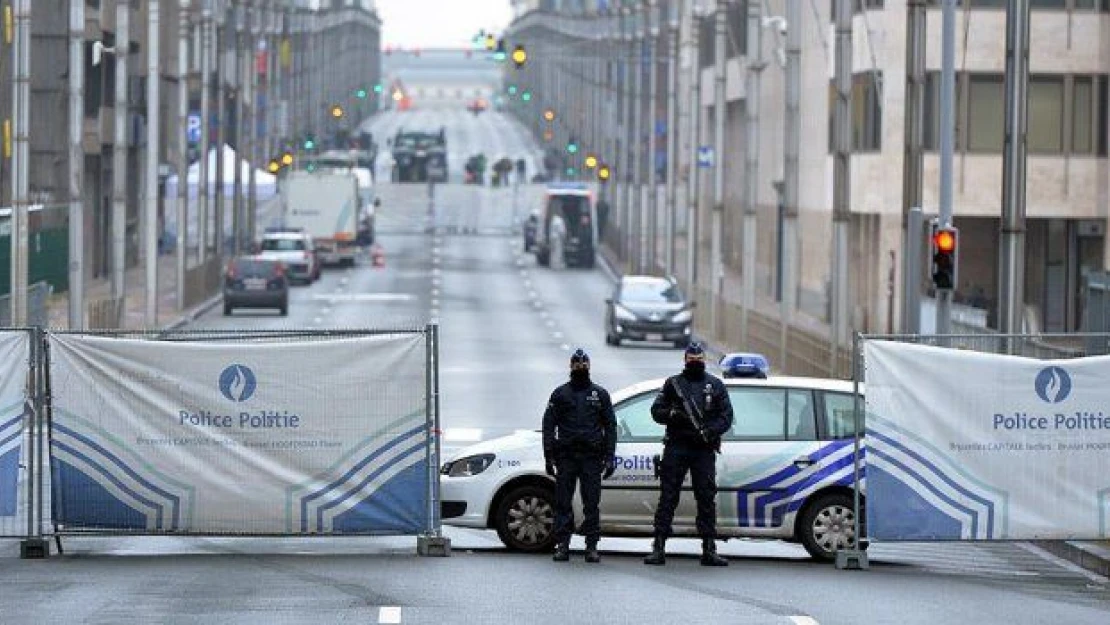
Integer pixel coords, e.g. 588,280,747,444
521,90,532,102
493,39,507,62
931,224,959,291
281,152,294,167
485,34,496,51
565,166,577,178
597,164,611,183
373,83,384,94
331,105,345,119
355,88,368,99
566,138,579,155
542,109,555,122
511,44,527,68
584,154,598,169
267,159,281,174
507,84,518,96
542,129,554,142
303,135,317,150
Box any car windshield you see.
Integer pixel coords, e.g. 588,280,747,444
621,280,683,304
261,238,305,252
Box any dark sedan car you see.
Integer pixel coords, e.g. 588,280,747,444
223,257,289,316
605,275,694,348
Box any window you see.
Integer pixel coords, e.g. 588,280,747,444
967,74,1004,151
725,387,787,441
827,72,883,153
1073,77,1093,154
787,390,818,441
261,238,306,252
1028,76,1064,153
615,393,663,441
823,392,863,439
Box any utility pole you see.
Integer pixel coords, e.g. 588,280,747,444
936,0,957,334
112,1,130,315
710,0,725,339
999,0,1030,343
781,0,801,363
198,0,212,264
10,0,29,326
901,0,926,333
621,5,634,267
646,0,659,273
741,0,763,348
68,0,85,328
145,0,161,326
683,0,700,290
247,2,260,247
233,2,244,255
831,0,853,373
664,0,680,277
177,0,191,310
214,5,226,259
631,6,644,273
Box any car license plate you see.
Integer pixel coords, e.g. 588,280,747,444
647,333,664,342
244,278,266,290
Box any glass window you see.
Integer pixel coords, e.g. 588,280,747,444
1028,76,1064,153
1030,0,1065,6
261,238,306,252
1098,77,1108,156
1073,77,1094,154
615,393,663,441
823,392,863,439
787,390,818,441
968,75,1004,151
620,279,683,304
725,388,787,441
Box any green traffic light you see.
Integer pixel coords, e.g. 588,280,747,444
567,143,578,154
565,167,577,177
507,85,518,95
304,138,316,150
356,89,368,99
522,91,532,102
373,84,384,94
493,51,506,62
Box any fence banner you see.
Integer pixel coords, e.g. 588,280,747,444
48,333,430,535
0,331,28,519
865,340,1110,541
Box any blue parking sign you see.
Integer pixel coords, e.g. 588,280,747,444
187,113,201,145
697,146,714,168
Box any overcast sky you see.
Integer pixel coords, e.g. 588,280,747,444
376,0,513,49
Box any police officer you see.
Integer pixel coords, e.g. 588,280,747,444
644,342,734,567
542,348,617,563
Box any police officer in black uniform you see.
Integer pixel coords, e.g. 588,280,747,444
542,348,617,563
644,342,734,567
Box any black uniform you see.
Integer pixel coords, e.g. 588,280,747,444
649,369,734,539
542,377,616,546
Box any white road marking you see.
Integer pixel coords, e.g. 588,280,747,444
546,320,555,327
561,344,570,351
311,293,415,302
431,298,439,307
788,617,819,625
443,428,483,442
432,268,441,276
431,288,439,297
378,606,402,624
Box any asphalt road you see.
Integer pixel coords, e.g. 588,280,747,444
2,109,1109,624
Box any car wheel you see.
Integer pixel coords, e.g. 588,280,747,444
494,484,556,553
799,492,861,561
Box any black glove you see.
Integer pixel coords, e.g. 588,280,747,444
667,407,685,423
602,457,616,480
545,458,557,477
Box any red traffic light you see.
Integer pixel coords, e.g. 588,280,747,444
934,229,956,253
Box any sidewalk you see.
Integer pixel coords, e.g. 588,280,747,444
45,251,223,331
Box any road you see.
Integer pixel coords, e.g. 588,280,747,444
2,109,1108,624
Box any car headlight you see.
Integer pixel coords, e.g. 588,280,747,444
671,310,693,324
614,305,637,322
441,453,495,477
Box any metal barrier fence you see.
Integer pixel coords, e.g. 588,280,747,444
2,326,444,555
836,332,1110,570
0,329,40,543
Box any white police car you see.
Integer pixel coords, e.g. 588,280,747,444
440,375,865,561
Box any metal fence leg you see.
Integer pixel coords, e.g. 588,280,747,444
418,323,450,557
835,332,868,570
20,328,49,559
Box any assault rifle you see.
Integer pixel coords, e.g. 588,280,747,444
670,377,721,453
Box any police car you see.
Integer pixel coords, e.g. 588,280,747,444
440,375,865,561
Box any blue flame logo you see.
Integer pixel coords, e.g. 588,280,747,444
219,364,257,402
1034,366,1071,404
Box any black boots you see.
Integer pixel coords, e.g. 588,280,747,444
553,541,570,562
584,541,600,564
700,538,728,567
643,537,666,566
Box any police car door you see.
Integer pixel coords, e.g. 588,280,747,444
716,385,822,532
601,390,698,529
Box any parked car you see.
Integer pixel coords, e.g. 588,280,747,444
223,257,289,316
605,275,694,348
440,375,865,562
257,228,320,284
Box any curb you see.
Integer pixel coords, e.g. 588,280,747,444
162,294,224,331
1032,541,1110,579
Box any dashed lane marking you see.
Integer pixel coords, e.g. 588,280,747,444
311,293,416,302
378,606,401,624
788,617,818,625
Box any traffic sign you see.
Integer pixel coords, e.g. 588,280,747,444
187,113,201,145
697,146,714,168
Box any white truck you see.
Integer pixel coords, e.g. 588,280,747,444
280,170,360,267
